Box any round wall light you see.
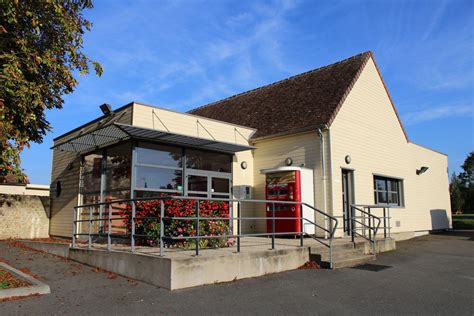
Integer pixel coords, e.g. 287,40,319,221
285,157,293,166
345,155,351,164
240,161,248,170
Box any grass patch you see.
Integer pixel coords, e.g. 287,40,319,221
0,268,30,290
452,216,474,229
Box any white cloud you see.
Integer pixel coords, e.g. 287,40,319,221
421,0,448,41
123,0,300,110
402,104,474,125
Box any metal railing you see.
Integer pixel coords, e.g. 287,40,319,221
72,196,339,268
349,205,391,255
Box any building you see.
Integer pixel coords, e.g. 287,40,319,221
49,51,451,241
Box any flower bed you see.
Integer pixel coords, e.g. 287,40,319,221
121,198,233,249
0,268,30,289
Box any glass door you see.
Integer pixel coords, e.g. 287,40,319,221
211,177,231,199
185,170,231,198
187,174,209,197
185,170,232,231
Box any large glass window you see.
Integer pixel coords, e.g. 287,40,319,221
105,143,131,197
80,143,133,203
186,149,231,173
136,143,182,168
135,167,182,190
79,142,233,200
134,142,183,194
80,152,103,196
374,176,403,206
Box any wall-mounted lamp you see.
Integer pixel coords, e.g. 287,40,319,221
240,161,248,170
285,157,293,166
345,155,351,164
100,103,113,115
416,166,429,175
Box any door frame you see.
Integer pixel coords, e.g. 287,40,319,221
341,169,355,236
185,169,233,230
185,169,232,198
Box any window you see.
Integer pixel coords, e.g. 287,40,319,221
80,152,103,195
136,143,182,168
187,175,207,192
135,166,182,190
186,149,231,173
374,176,403,206
106,143,131,193
80,143,133,204
134,143,183,194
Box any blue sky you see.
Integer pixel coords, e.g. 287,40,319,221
22,0,473,184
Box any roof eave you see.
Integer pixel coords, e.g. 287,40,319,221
250,124,328,142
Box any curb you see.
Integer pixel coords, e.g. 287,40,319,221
0,262,50,299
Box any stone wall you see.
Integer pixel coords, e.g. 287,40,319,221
0,194,50,239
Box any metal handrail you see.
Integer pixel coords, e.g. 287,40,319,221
355,205,391,239
350,205,381,255
72,196,339,268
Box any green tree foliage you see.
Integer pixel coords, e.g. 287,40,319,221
459,152,473,186
450,152,474,213
0,0,102,183
459,152,474,212
450,172,464,213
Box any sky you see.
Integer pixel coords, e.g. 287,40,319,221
21,0,474,184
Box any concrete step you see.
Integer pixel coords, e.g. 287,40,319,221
319,254,376,269
310,248,363,262
308,240,357,253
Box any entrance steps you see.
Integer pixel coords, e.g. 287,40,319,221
310,247,375,269
308,238,395,269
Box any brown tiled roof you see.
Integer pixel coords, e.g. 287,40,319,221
189,52,372,139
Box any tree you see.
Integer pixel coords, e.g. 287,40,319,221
459,152,474,212
449,172,464,213
459,152,473,187
0,0,102,183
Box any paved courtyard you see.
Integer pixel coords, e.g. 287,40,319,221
0,231,473,315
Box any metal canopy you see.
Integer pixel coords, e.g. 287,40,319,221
52,122,254,153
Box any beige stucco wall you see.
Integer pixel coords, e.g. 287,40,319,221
0,184,49,196
230,150,255,234
0,194,50,239
132,102,255,145
329,57,451,237
245,132,326,233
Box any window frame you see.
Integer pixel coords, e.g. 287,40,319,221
133,141,184,195
373,175,404,207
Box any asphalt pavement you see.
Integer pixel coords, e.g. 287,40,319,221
0,231,473,315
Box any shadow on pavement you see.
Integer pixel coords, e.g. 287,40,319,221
431,229,474,240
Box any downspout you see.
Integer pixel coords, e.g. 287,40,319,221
317,126,328,239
